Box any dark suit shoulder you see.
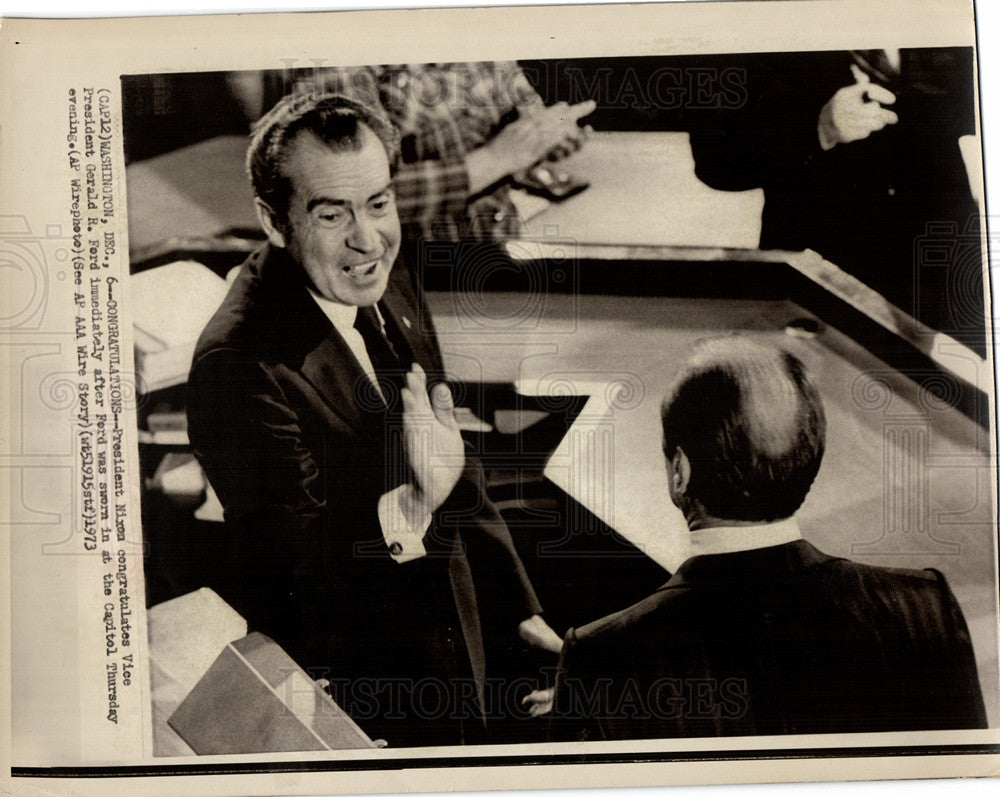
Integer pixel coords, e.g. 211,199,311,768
571,549,954,648
819,556,940,583
192,245,331,373
557,541,986,737
814,556,948,604
193,251,271,357
570,582,682,645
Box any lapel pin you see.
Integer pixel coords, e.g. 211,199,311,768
402,316,412,329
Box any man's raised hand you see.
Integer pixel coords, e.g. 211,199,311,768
400,364,466,521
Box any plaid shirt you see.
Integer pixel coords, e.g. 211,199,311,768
302,62,543,243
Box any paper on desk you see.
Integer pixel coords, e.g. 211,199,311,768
508,188,551,224
132,261,230,392
147,588,248,698
539,381,688,573
194,482,226,523
138,429,191,446
158,457,205,497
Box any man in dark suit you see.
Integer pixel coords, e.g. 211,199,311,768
689,49,985,354
530,337,986,739
186,91,561,747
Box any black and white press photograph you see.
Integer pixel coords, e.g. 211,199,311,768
123,44,995,756
2,1,997,794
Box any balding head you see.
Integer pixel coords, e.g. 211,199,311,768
660,337,826,523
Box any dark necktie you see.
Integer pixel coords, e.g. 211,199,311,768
354,305,404,409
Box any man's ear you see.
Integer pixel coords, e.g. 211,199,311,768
672,446,691,496
255,199,287,249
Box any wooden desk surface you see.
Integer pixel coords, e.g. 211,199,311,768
428,290,990,565
520,131,762,249
147,588,248,757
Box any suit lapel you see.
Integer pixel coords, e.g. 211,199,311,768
256,245,382,436
300,329,382,433
253,247,445,436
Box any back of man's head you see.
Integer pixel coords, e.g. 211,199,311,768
246,90,399,226
660,337,826,523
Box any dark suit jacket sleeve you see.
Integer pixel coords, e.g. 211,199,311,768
187,345,381,646
394,256,543,625
546,626,609,743
919,568,988,729
441,450,543,629
690,53,837,193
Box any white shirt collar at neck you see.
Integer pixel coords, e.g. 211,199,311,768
307,288,359,332
688,517,802,557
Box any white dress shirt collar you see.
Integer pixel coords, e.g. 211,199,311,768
307,288,360,332
688,517,803,557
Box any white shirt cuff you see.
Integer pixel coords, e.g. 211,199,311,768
377,485,431,564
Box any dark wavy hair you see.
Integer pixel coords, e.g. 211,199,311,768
661,337,826,522
246,89,400,227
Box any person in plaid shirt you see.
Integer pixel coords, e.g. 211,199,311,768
232,62,595,242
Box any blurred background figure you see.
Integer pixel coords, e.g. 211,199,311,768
228,63,596,244
690,49,985,353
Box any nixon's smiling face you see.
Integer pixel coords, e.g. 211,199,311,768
267,124,400,307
